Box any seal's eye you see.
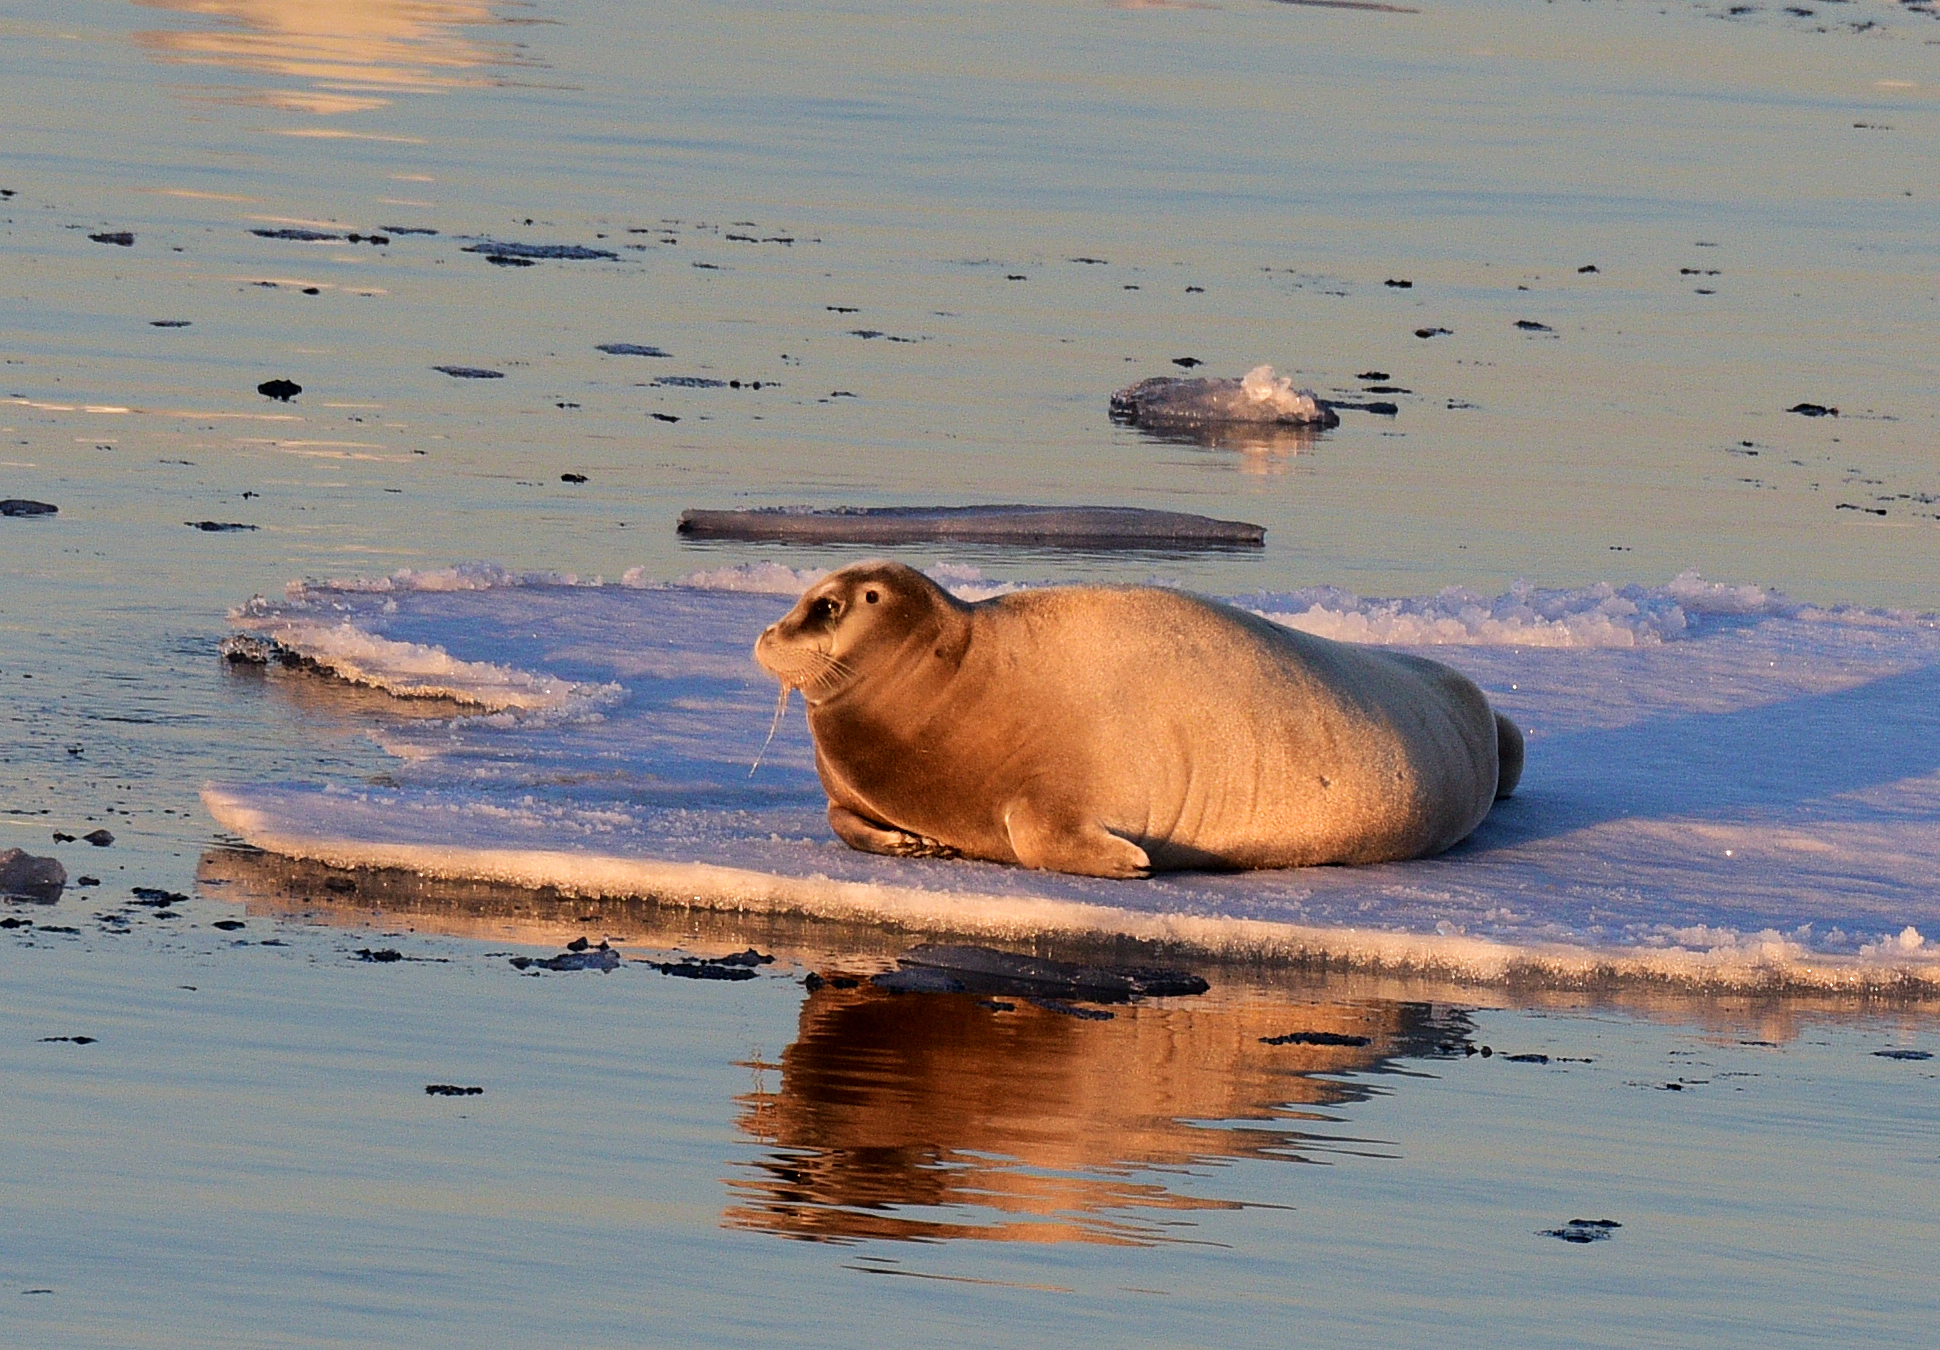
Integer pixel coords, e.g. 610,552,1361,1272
864,590,879,604
809,596,840,622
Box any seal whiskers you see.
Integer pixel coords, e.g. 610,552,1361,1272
748,683,793,777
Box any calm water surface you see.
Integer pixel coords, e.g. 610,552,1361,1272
2,0,1936,1343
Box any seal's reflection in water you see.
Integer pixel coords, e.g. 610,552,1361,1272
199,849,1482,1247
727,980,1468,1246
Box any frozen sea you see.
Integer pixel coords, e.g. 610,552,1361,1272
2,0,1937,1345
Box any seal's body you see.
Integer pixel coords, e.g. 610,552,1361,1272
754,562,1521,879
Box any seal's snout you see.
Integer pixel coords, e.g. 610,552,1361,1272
752,622,784,678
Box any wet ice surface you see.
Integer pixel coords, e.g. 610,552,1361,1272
208,567,1940,989
4,0,1939,1342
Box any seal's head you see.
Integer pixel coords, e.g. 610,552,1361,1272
754,560,969,705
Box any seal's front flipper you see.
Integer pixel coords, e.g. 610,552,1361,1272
827,802,960,859
1004,801,1151,879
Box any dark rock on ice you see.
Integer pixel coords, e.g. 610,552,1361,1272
871,966,966,994
89,231,134,246
187,521,258,531
894,944,1207,1003
460,241,617,261
425,1084,483,1096
511,942,622,972
677,504,1265,549
432,366,504,379
709,948,774,967
0,848,65,900
257,379,301,401
596,343,672,357
1029,997,1115,1020
647,954,758,980
1260,1030,1372,1047
1541,1219,1621,1243
1788,402,1838,417
82,829,114,846
1111,364,1339,430
2,499,58,517
802,972,860,991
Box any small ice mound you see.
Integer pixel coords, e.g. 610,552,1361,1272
1241,576,1815,648
662,561,829,595
227,618,623,717
303,563,593,594
920,563,1032,602
1110,364,1340,429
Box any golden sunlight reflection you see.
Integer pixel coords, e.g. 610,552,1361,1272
132,0,526,113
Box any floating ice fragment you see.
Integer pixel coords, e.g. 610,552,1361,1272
1110,364,1339,429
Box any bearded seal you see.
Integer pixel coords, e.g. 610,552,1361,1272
753,562,1523,879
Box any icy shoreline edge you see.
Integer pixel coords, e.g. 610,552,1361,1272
202,785,1940,998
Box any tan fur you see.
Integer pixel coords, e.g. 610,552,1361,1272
754,561,1518,879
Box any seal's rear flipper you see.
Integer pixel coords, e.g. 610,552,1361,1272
1494,712,1525,800
1004,802,1151,879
